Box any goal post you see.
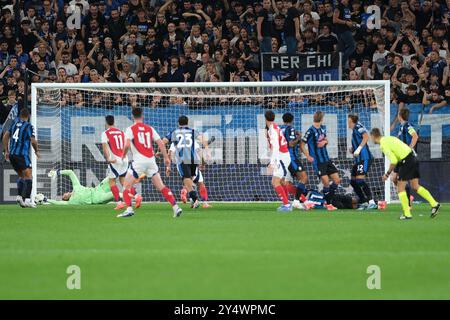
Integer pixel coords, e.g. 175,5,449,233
31,80,391,203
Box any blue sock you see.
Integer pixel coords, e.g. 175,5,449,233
17,179,24,200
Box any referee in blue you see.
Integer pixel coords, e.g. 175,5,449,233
2,108,39,208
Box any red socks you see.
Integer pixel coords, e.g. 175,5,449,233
161,187,176,206
275,185,289,205
123,188,132,207
130,187,136,196
285,184,297,197
199,185,208,201
111,185,120,201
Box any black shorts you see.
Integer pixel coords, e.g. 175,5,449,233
177,163,198,179
9,155,31,172
288,158,305,176
331,194,354,209
316,161,338,177
397,153,420,181
351,159,372,177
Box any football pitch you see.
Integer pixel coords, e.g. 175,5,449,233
0,203,449,300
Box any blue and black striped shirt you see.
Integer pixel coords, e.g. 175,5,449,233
302,125,330,164
397,121,416,148
351,122,373,163
8,119,35,157
280,125,301,161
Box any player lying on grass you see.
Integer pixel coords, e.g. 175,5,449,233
101,115,141,210
118,107,182,218
394,108,419,208
347,114,377,210
300,110,341,204
301,189,360,210
370,128,440,220
162,116,210,208
2,108,39,208
280,112,309,208
265,110,292,212
47,169,115,205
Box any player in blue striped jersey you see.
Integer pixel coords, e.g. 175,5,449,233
395,108,419,207
164,115,210,208
347,114,377,210
300,111,341,203
2,108,39,208
280,113,308,204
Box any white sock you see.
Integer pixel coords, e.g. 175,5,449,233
369,199,375,205
127,206,133,212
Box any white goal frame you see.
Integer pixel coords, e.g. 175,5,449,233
31,80,391,203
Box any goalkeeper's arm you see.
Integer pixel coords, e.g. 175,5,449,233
47,199,70,205
60,169,82,188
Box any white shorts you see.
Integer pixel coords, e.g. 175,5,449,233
273,155,291,179
129,158,159,179
107,161,129,179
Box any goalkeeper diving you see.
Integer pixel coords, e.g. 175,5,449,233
46,169,120,205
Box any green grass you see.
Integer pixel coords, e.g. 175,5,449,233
0,203,449,299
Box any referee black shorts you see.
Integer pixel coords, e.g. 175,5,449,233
9,155,31,173
397,152,420,181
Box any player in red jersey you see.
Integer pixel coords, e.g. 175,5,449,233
265,110,292,212
101,115,138,210
117,108,182,218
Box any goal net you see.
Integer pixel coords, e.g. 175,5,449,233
31,81,391,203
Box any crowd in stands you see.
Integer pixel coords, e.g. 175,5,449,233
1,0,450,123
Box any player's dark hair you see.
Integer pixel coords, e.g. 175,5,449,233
132,107,143,119
105,115,115,126
20,107,30,119
399,108,410,121
264,110,275,121
348,114,359,123
313,110,324,123
178,115,189,126
282,112,294,123
370,128,382,138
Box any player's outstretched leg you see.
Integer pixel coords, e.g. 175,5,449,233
152,174,182,218
350,178,367,207
16,177,26,207
117,173,136,218
109,179,124,210
397,180,413,220
180,187,188,204
409,179,440,218
273,177,291,212
198,183,210,208
21,168,35,208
